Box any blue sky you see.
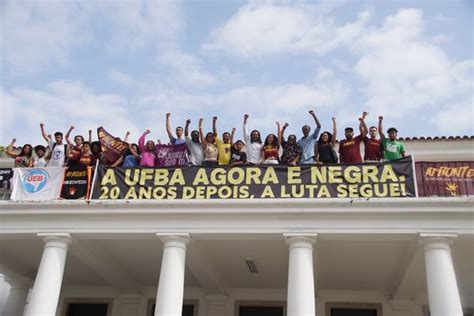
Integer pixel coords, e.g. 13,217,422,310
1,0,473,146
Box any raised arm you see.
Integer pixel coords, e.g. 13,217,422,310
309,110,322,129
185,119,191,137
166,113,174,140
378,116,385,140
88,129,93,143
231,128,236,145
40,123,49,143
199,118,207,145
331,117,337,148
243,114,250,144
281,122,289,141
138,129,150,152
276,122,282,148
124,131,131,143
212,116,218,137
359,111,368,138
6,139,17,158
65,126,74,146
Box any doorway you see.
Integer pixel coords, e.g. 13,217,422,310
239,306,284,316
330,308,377,316
66,303,108,316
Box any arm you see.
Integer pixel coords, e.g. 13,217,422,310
165,113,174,140
88,129,93,143
65,126,74,146
124,131,131,143
185,119,191,137
276,122,282,148
401,143,406,158
378,116,385,140
198,118,207,146
359,111,368,138
6,139,17,158
40,123,50,143
212,116,218,137
231,128,236,145
138,129,150,152
331,117,337,148
281,122,289,142
243,114,250,143
309,110,322,129
111,155,123,167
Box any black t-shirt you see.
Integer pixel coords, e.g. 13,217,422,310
231,150,247,163
317,143,337,163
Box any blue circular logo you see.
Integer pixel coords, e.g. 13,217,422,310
22,169,49,193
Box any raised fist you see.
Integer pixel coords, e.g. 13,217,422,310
199,118,203,124
309,110,315,115
379,116,384,121
40,123,44,128
244,114,249,120
166,113,171,118
145,129,151,134
284,123,289,128
186,119,191,124
213,116,217,121
332,117,336,121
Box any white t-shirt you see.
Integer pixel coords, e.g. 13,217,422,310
185,136,204,165
47,140,66,167
243,123,263,164
34,157,48,167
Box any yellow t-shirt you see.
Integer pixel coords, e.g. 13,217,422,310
215,136,231,165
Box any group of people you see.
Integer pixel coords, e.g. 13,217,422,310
5,111,406,168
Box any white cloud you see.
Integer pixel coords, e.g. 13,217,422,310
0,1,87,73
431,97,474,134
202,2,370,57
0,81,141,145
353,8,473,125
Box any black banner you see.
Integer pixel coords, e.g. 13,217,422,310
91,157,415,200
61,166,93,199
0,168,13,190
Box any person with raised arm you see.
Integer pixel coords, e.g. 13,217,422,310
7,139,33,167
278,122,302,166
185,119,204,166
65,126,84,166
199,118,218,166
243,114,263,164
260,122,279,164
138,128,157,167
362,114,383,162
213,116,234,165
40,123,67,167
378,116,406,161
338,112,368,164
297,110,322,164
315,117,338,164
166,113,185,145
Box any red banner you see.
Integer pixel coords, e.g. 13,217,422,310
415,161,474,197
97,127,129,164
156,143,188,167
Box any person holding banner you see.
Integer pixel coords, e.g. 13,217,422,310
338,112,368,164
297,110,322,164
378,116,406,161
243,114,263,164
65,126,89,166
213,116,235,165
40,123,68,167
185,119,204,165
138,129,157,167
7,139,33,167
361,116,383,162
166,113,186,145
278,122,302,166
315,117,338,165
76,142,96,167
199,118,218,166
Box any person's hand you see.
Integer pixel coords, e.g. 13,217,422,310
276,121,280,126
244,114,249,120
166,113,171,118
11,138,16,144
213,116,218,121
145,129,151,134
379,116,383,121
199,118,203,125
232,127,236,133
309,110,315,115
40,123,44,128
88,129,92,134
332,117,336,122
126,131,131,135
284,123,289,128
362,111,369,119
186,119,191,125
70,125,75,130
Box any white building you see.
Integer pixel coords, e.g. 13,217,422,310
0,137,473,316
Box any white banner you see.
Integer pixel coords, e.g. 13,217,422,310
11,168,65,201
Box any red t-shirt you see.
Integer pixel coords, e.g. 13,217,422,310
363,136,383,161
339,135,362,163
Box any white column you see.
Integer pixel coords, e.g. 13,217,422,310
285,233,317,316
155,234,190,316
420,234,463,316
2,277,31,316
23,233,71,316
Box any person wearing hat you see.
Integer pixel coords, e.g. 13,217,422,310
378,116,406,161
338,112,368,164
